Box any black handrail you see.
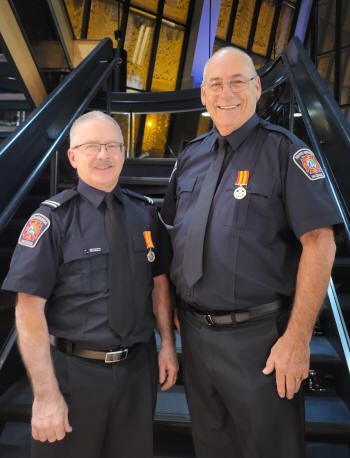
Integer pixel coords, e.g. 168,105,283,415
0,37,116,233
282,37,350,242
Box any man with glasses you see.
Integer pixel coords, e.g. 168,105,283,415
2,111,178,458
160,47,341,457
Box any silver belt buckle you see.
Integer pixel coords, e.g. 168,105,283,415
105,348,128,363
205,314,215,326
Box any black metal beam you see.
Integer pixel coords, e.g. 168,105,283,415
266,1,282,60
80,0,92,39
226,0,240,45
247,0,262,53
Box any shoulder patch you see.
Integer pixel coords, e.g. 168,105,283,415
18,213,50,248
293,149,325,181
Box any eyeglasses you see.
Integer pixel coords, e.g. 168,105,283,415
203,76,256,95
72,142,125,156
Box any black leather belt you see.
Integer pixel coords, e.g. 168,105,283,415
49,335,130,363
183,299,286,327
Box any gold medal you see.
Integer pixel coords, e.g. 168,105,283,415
143,231,156,263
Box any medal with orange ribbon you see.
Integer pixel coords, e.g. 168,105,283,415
233,170,249,199
143,231,155,263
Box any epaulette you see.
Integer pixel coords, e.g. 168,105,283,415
41,188,78,209
122,188,154,205
182,129,215,149
259,118,299,142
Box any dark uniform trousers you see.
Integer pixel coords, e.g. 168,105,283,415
31,336,158,458
179,310,305,458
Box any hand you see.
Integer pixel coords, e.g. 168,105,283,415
158,341,179,391
262,332,310,399
174,309,180,332
31,392,72,442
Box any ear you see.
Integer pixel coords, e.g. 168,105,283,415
67,149,77,169
200,85,206,107
255,76,262,102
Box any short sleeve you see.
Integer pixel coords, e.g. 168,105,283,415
150,208,171,277
1,207,61,299
283,139,342,238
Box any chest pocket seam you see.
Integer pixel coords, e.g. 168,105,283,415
177,176,197,194
248,179,274,198
62,239,109,263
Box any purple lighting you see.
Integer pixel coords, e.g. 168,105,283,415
191,0,221,87
294,0,313,43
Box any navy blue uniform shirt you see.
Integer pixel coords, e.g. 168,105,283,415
2,179,165,348
161,114,342,311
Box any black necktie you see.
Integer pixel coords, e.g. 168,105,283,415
182,137,227,288
104,193,134,337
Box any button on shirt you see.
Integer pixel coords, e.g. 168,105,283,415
2,179,164,348
161,114,342,311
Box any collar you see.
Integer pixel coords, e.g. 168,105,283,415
217,114,260,151
77,179,124,208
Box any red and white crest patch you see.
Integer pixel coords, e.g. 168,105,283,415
18,213,50,248
293,149,325,181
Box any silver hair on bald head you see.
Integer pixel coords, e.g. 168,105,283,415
202,46,257,84
69,111,122,147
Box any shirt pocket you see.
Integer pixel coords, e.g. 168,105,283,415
131,231,153,285
60,238,109,292
223,177,275,229
175,176,197,222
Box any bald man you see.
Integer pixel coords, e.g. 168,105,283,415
160,47,340,458
2,111,178,458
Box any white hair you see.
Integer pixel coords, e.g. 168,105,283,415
202,46,257,83
69,111,122,147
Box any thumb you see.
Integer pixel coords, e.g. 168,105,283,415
262,355,275,375
65,414,73,433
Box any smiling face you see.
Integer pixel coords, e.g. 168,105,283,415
68,117,125,192
201,48,261,136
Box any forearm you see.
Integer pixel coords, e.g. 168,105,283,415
16,293,59,399
286,227,336,343
152,274,175,345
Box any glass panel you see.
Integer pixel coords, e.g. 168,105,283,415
197,112,213,136
216,0,234,40
340,49,350,106
113,112,130,151
64,0,84,39
131,0,158,14
341,0,350,47
163,0,190,25
124,9,156,90
88,0,123,45
151,21,184,91
231,0,256,49
274,2,294,57
141,113,170,157
317,0,336,53
317,53,335,97
252,0,275,56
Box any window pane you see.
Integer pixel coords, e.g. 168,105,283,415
317,53,335,97
64,0,84,39
340,49,350,106
131,0,158,14
274,3,294,56
163,0,190,25
252,0,275,56
317,0,336,53
124,9,156,90
252,53,265,69
341,0,350,47
232,0,256,49
88,0,123,45
141,113,170,157
216,0,235,40
151,21,184,91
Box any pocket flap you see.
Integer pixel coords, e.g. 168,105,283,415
62,238,109,263
249,176,274,198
